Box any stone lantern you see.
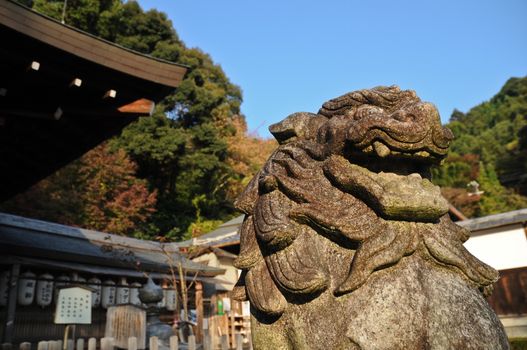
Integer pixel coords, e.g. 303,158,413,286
138,278,174,350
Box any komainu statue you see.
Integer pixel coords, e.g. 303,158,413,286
231,86,509,350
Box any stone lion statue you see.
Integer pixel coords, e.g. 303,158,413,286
231,86,508,350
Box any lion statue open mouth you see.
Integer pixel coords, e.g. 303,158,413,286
231,86,508,350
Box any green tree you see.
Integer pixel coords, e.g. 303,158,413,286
434,76,527,217
475,162,527,216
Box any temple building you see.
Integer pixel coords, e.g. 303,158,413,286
0,1,220,345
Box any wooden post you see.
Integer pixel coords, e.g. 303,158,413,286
220,335,228,350
169,336,178,350
105,305,146,349
2,264,20,344
235,334,243,350
187,336,195,350
47,341,58,350
37,341,49,350
148,337,158,350
208,314,217,349
75,339,84,350
63,325,71,350
87,338,96,350
194,281,203,344
127,337,137,350
229,313,235,349
202,334,211,350
100,338,113,350
19,342,30,350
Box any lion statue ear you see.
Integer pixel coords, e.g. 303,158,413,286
269,112,327,144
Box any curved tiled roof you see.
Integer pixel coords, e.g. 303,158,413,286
0,212,224,277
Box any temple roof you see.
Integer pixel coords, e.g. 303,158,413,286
457,208,527,232
0,0,187,200
0,212,224,278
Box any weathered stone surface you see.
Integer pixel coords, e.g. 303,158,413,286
324,155,449,221
232,86,508,349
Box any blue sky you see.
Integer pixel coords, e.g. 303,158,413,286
138,0,527,137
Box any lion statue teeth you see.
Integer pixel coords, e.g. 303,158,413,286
231,86,508,350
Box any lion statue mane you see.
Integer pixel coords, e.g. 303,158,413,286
230,86,508,350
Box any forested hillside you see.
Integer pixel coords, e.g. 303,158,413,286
1,0,276,240
432,76,527,217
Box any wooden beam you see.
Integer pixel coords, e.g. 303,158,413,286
0,106,142,120
0,1,187,88
195,281,203,344
449,204,468,221
117,98,155,115
0,108,64,120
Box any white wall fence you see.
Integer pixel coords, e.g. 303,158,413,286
1,334,246,350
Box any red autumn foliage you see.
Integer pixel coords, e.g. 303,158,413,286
1,143,157,237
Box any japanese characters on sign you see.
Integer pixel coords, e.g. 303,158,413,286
54,287,92,324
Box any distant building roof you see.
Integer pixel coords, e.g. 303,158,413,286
0,212,224,278
457,208,527,232
175,215,244,248
175,208,527,251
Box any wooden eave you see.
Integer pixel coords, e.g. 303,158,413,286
0,213,225,277
457,208,527,232
0,1,188,201
0,0,186,90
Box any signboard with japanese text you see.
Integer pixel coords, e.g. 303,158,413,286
54,286,92,324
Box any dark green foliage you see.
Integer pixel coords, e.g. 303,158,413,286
475,162,527,216
433,77,527,217
432,154,479,188
446,77,527,164
510,338,527,350
16,0,34,7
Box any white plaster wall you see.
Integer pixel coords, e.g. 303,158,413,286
464,223,527,270
193,252,238,291
193,252,219,267
217,257,239,289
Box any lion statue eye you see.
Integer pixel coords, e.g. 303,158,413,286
391,111,415,122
